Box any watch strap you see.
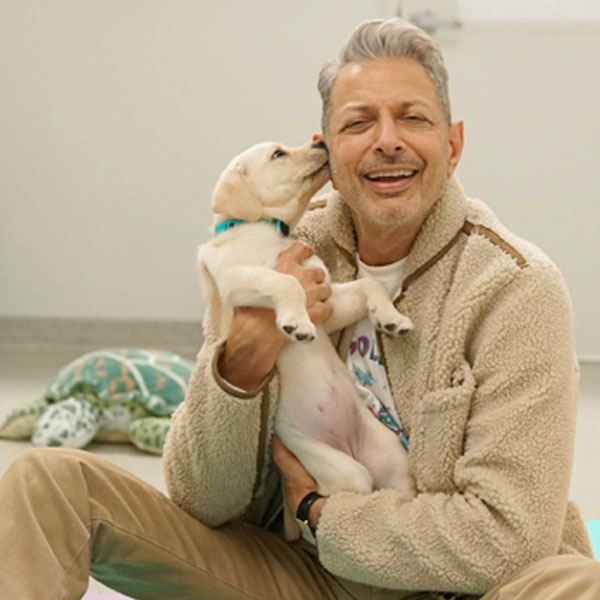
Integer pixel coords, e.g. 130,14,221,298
296,491,325,522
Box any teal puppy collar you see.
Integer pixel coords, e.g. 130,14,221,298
215,219,290,237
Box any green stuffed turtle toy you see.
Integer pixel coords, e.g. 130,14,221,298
0,349,194,454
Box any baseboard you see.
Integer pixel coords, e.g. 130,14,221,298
579,355,600,365
1,316,598,377
0,317,203,359
579,360,600,396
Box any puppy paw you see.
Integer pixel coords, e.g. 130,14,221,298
369,307,413,337
277,315,316,343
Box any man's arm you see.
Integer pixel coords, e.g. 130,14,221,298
163,242,332,526
271,434,327,529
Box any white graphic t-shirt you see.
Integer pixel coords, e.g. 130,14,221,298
346,255,409,449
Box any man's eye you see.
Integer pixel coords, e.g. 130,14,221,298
343,120,366,131
406,115,425,122
271,149,287,159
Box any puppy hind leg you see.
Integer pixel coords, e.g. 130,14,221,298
356,407,416,498
278,434,374,496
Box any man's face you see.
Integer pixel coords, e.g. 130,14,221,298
325,57,463,235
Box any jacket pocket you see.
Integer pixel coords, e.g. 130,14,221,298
411,361,475,493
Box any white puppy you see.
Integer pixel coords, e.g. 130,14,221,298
198,140,416,540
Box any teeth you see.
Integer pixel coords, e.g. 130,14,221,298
366,170,416,180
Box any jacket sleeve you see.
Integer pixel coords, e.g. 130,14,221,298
315,261,582,594
162,310,277,527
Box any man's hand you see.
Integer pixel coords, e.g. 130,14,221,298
274,241,333,326
218,241,333,392
271,435,326,528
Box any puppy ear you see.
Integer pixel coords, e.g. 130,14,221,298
211,163,263,222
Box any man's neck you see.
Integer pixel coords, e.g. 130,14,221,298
353,215,420,266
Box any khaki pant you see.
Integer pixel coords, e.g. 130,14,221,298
0,448,598,600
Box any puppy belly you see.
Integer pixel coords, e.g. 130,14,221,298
276,337,366,457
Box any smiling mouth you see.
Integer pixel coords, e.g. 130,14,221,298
364,169,418,184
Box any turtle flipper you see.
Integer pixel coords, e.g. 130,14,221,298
0,396,49,439
128,417,171,455
32,398,102,449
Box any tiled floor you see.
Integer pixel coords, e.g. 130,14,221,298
1,348,599,595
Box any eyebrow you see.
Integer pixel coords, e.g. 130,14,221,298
341,100,431,114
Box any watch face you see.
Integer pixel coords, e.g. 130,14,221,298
296,518,316,544
296,491,323,521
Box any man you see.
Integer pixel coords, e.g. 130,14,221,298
0,17,598,600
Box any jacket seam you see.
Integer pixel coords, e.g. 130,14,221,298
463,221,528,269
252,384,271,496
398,223,467,301
397,220,528,304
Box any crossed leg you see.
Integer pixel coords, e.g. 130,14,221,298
3,448,598,600
0,448,368,600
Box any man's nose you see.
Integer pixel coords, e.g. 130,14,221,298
373,116,404,156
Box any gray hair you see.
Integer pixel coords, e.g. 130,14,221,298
318,18,451,132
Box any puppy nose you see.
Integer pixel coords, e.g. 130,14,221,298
311,140,327,151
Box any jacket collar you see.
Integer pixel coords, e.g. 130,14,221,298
324,175,469,289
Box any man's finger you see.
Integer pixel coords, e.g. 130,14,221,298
281,241,315,264
312,268,326,284
318,283,332,301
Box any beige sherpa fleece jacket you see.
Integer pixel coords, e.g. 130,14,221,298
163,175,592,596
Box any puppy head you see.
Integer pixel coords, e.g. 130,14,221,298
211,141,329,228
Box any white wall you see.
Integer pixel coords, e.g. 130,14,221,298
442,23,600,360
458,0,600,23
0,0,378,322
1,1,599,357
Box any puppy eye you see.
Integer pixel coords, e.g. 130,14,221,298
271,149,287,159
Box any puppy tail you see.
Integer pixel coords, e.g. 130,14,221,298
198,260,233,340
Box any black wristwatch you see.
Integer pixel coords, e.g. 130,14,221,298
295,491,325,543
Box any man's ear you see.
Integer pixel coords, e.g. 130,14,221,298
211,163,263,222
447,120,464,177
318,131,338,190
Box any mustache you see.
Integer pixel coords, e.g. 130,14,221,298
358,157,424,175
